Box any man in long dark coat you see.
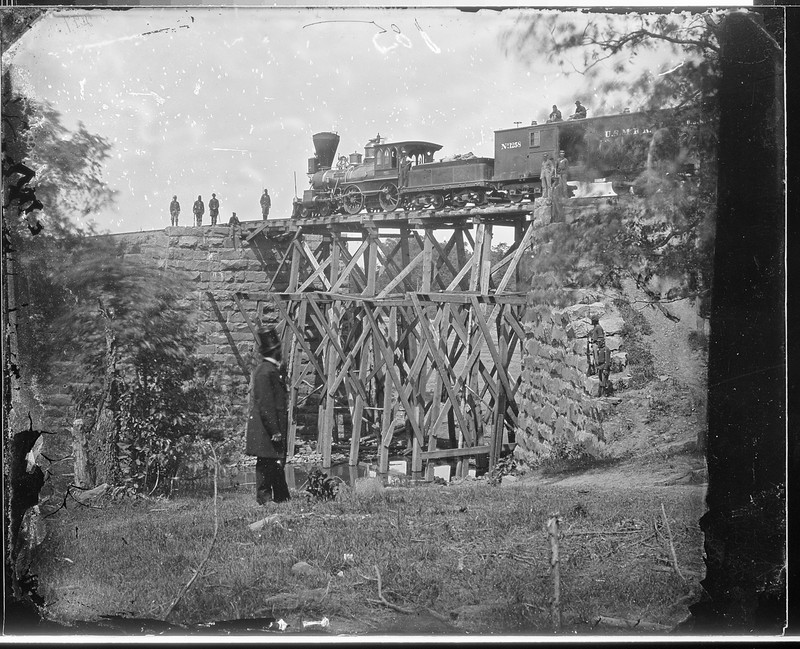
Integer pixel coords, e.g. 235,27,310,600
246,327,291,504
595,337,612,396
260,189,272,220
169,195,180,226
193,195,205,226
208,193,220,226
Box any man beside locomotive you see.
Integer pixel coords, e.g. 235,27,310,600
540,154,555,199
398,152,412,188
260,189,272,220
169,195,180,227
246,327,291,505
193,195,204,226
209,193,220,226
555,150,569,198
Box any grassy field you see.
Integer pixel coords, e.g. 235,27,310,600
29,478,705,636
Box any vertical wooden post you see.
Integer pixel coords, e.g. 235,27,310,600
490,310,508,471
378,306,396,475
412,230,435,479
547,515,562,630
514,222,524,293
286,298,307,459
350,230,378,466
72,419,90,488
321,235,339,469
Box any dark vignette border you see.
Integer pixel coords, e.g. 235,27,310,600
1,4,793,636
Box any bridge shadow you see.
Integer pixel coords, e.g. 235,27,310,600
205,291,250,380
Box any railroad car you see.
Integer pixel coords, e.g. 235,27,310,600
293,109,696,217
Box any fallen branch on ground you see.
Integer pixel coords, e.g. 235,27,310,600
660,503,686,582
367,565,414,615
163,444,219,620
256,579,331,612
593,615,671,633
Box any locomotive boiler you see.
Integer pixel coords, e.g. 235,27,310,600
295,132,443,217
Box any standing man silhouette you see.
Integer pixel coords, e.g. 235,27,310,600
169,195,180,226
260,189,272,220
246,327,291,505
209,193,220,226
193,195,205,226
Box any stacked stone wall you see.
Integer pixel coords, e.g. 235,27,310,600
35,224,324,461
514,296,629,466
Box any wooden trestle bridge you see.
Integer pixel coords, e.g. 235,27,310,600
235,203,543,479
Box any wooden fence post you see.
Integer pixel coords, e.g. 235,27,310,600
547,515,562,630
72,419,90,488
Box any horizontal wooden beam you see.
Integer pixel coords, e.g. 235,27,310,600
421,443,516,460
239,291,529,306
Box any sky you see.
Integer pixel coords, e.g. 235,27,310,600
7,7,692,235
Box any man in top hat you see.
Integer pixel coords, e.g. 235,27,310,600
246,326,291,504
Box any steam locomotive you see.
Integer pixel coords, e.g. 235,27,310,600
292,109,696,217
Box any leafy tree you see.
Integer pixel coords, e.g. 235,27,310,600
56,249,217,495
3,64,119,384
500,9,738,318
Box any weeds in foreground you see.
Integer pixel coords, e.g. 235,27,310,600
30,482,705,634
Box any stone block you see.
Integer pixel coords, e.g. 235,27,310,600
541,404,555,424
554,416,566,438
571,321,591,338
584,376,601,397
245,271,268,283
197,345,217,356
600,315,626,336
221,259,250,272
176,236,203,249
610,351,628,373
605,335,622,352
561,303,592,321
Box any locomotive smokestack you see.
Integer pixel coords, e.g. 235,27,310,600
312,132,340,170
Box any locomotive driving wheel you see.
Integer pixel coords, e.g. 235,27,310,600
342,186,364,215
430,193,445,210
378,182,400,212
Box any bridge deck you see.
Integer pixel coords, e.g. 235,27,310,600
246,203,538,241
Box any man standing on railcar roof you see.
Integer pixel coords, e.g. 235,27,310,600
193,195,204,226
169,195,180,226
260,189,272,220
548,105,562,122
209,193,220,226
246,327,291,505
